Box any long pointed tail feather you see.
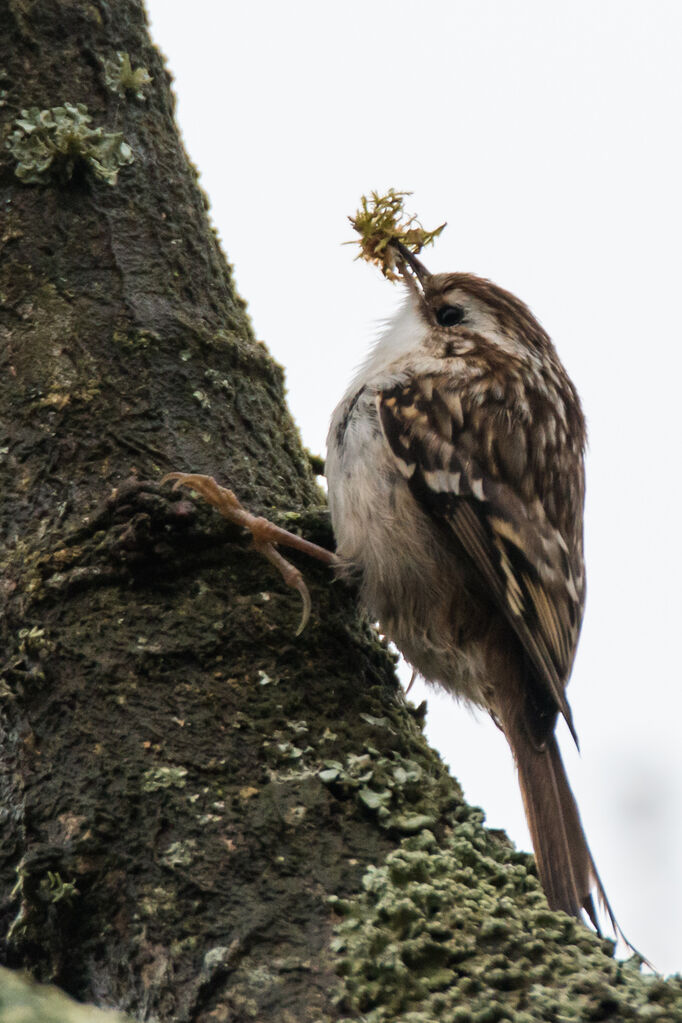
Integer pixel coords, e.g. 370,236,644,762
514,733,608,921
483,624,649,961
511,729,651,964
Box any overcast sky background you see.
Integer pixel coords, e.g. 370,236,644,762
145,1,682,973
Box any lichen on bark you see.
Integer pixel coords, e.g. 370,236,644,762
0,964,129,1022
331,825,682,1022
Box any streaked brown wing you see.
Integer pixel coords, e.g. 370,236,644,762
378,376,584,744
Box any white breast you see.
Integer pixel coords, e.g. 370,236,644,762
325,305,490,705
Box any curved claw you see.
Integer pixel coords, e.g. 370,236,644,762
294,579,312,637
255,539,313,635
162,472,334,636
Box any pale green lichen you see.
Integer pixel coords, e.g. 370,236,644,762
331,828,682,1022
139,886,176,918
261,719,319,777
161,840,197,869
112,328,160,349
319,747,456,836
192,389,211,410
0,964,129,1022
38,871,78,905
7,863,78,949
17,625,54,656
316,731,682,1021
203,946,235,974
103,51,152,100
7,104,134,185
142,765,188,791
204,368,235,396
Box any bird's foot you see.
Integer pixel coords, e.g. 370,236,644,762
162,473,338,634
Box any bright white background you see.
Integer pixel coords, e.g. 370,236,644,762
145,1,681,974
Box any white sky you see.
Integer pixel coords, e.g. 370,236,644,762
145,1,682,974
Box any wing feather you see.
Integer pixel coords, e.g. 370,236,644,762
378,376,584,745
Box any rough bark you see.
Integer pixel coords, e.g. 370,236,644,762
0,2,680,1022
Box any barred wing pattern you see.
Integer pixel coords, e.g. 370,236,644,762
378,374,585,747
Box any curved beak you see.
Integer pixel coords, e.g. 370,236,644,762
390,240,431,289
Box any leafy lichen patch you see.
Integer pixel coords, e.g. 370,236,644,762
7,104,133,185
142,765,188,792
331,825,681,1022
102,52,152,100
0,964,129,1022
320,746,456,837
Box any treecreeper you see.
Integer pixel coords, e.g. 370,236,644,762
165,231,635,950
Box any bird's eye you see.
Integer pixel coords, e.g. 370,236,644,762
436,305,465,327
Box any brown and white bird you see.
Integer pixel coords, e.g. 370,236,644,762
165,244,624,938
325,244,614,932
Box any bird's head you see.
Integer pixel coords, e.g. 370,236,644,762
391,240,551,356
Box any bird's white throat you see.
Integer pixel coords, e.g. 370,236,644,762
346,293,429,396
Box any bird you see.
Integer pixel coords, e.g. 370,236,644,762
164,241,626,941
325,242,615,933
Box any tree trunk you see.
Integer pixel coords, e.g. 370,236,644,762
1,2,680,1021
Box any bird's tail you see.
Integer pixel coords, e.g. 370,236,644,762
512,729,617,934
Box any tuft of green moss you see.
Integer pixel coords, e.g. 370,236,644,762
38,872,79,905
347,189,445,281
7,104,134,185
